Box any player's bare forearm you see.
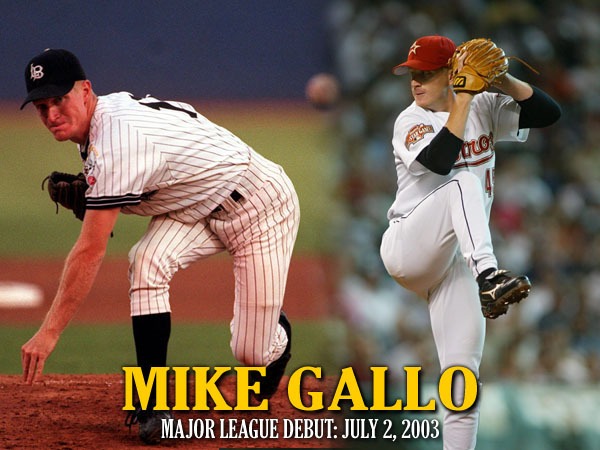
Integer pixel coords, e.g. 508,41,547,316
21,238,106,384
21,208,119,384
493,73,533,101
21,246,105,384
38,209,118,335
42,241,106,334
446,92,473,139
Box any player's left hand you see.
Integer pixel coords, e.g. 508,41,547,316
21,329,59,384
42,171,88,221
449,38,508,94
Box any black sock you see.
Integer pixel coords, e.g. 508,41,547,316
477,268,496,287
132,312,171,408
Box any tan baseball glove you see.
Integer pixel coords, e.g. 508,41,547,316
449,38,509,94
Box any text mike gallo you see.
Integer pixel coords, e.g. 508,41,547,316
122,365,479,412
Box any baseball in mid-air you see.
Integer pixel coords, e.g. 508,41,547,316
305,73,341,109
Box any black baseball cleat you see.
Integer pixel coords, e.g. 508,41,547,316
479,269,531,319
125,404,173,445
251,311,292,401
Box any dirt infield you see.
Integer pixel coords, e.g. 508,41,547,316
0,374,344,449
0,256,340,448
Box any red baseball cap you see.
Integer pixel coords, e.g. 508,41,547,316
393,35,456,75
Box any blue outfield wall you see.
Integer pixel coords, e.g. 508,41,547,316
2,1,333,102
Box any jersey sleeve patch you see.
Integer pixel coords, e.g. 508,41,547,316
405,123,434,148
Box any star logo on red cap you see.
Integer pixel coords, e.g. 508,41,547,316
409,43,421,55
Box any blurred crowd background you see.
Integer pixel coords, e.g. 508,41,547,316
327,0,600,385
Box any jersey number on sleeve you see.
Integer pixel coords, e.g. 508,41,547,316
485,168,495,197
130,95,198,119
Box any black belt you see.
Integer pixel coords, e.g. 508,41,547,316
212,190,243,213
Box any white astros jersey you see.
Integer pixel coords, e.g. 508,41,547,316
387,92,529,220
380,92,529,448
80,92,251,220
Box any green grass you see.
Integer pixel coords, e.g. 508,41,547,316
1,321,341,375
0,103,339,256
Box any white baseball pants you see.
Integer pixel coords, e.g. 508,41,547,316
380,171,493,450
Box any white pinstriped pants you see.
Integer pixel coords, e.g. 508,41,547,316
127,153,300,367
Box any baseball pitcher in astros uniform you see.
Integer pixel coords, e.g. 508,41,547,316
379,36,561,449
19,49,300,445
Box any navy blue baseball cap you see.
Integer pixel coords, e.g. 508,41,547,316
21,49,86,109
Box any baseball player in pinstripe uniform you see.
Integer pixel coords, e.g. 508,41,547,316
20,49,299,444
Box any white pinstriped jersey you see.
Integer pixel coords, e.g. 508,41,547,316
387,92,529,220
78,91,300,367
79,92,253,220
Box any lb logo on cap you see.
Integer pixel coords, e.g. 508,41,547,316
30,64,44,81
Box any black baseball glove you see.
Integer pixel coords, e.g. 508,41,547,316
42,171,88,221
